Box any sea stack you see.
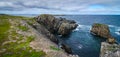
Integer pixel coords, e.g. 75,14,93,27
90,23,116,44
35,14,78,36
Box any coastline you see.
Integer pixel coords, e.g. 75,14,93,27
0,14,120,57
0,14,78,57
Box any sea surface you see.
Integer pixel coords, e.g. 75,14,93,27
13,14,120,57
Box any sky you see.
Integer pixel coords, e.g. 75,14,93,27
0,0,120,15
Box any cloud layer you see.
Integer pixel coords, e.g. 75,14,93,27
0,0,120,14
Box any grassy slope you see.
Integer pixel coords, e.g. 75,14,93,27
0,14,45,57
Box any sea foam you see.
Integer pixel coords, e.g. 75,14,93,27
74,24,91,32
109,25,120,35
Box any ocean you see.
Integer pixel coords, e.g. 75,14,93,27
13,14,120,57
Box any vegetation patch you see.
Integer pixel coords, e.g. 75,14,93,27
50,46,60,51
95,23,102,26
0,18,10,44
18,25,29,31
0,14,46,57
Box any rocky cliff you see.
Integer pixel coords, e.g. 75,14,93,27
32,14,79,55
90,23,110,38
35,14,78,36
90,23,116,44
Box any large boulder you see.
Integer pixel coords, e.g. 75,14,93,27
90,23,110,38
35,14,78,36
107,37,116,44
91,23,117,44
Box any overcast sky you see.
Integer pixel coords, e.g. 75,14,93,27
0,0,120,14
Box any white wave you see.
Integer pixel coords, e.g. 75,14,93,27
74,24,120,35
116,28,120,31
109,25,116,27
74,28,79,31
108,25,120,35
78,45,83,49
115,32,120,35
74,24,91,32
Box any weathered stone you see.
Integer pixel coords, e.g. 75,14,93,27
35,14,78,36
100,42,120,57
32,23,59,44
91,23,117,44
61,43,72,54
90,23,110,38
107,37,116,44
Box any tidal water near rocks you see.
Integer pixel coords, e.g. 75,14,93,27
13,14,120,57
55,15,120,57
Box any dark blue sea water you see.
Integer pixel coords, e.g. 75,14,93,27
12,14,120,57
55,15,120,57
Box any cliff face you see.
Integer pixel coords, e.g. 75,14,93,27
35,14,78,36
29,22,78,57
100,42,120,57
32,14,78,56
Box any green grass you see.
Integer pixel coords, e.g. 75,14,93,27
0,14,46,57
1,42,46,57
0,35,45,57
0,18,10,44
26,36,35,42
50,46,60,51
18,25,29,31
95,23,102,26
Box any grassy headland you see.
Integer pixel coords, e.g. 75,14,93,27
0,14,45,57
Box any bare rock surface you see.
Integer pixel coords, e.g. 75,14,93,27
91,23,110,38
35,14,78,36
28,21,78,57
90,23,116,44
100,42,120,57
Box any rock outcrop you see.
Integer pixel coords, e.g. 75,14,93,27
90,23,116,44
61,43,72,54
100,42,120,57
90,23,110,38
35,14,78,36
107,37,116,44
33,14,76,54
32,23,59,44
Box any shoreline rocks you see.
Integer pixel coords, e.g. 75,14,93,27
90,23,110,38
61,43,72,54
31,21,73,55
90,23,116,44
33,14,77,54
35,14,78,36
100,42,120,57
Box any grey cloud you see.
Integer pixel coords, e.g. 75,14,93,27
0,0,120,14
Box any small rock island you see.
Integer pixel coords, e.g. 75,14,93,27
91,23,120,57
90,23,116,43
